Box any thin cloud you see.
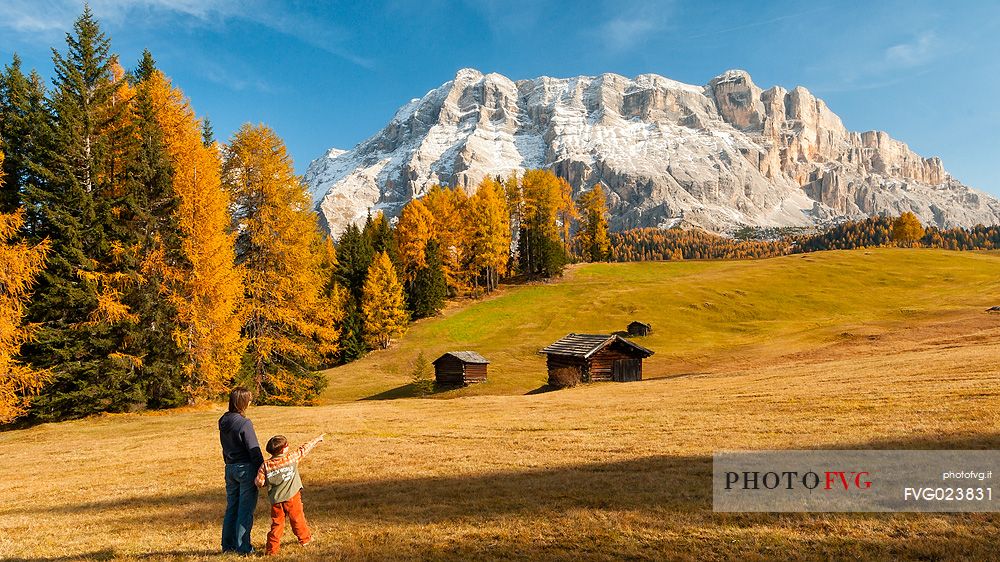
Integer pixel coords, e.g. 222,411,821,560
602,17,661,51
240,8,376,69
811,67,937,94
0,1,78,33
0,0,232,33
596,0,673,53
885,31,938,68
90,0,233,21
685,5,834,40
195,57,281,94
468,0,549,35
814,30,955,93
0,1,373,69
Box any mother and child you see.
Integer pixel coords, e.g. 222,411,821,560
218,387,325,555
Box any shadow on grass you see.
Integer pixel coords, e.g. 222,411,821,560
526,373,706,394
524,384,560,395
16,432,1000,560
645,371,709,381
363,382,468,401
362,383,424,400
7,549,221,561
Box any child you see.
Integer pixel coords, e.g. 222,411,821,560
255,433,324,555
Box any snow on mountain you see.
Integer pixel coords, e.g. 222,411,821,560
305,68,1000,236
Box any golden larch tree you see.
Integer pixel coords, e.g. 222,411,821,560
503,173,523,236
555,176,578,252
361,250,408,349
0,152,51,423
892,212,924,247
520,170,562,240
469,176,511,291
223,124,340,404
576,184,611,262
396,198,435,283
145,70,246,400
518,169,571,276
101,57,136,198
423,184,471,293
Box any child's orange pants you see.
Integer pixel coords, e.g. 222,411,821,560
265,491,312,555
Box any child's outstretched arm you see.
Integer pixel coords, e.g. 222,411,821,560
289,434,325,464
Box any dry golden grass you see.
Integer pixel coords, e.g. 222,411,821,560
2,250,999,561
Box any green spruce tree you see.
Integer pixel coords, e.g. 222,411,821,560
0,57,53,217
338,299,368,363
408,239,447,318
201,117,215,147
132,49,157,84
333,223,373,362
335,222,374,300
0,55,30,213
363,210,399,268
21,8,142,420
124,51,187,408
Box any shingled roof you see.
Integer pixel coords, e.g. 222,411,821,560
539,334,654,359
433,351,490,364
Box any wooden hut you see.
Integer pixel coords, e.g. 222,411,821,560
539,334,654,386
627,321,652,337
433,351,489,385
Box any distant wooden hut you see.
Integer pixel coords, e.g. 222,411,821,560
433,351,489,385
539,334,654,387
627,321,652,337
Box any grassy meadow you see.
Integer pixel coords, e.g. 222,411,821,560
323,248,1000,402
2,248,1000,561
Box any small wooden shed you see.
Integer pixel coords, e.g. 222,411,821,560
539,333,654,386
627,321,652,337
433,351,489,385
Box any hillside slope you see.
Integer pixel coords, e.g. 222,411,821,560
321,248,1000,402
3,249,999,560
306,68,1000,236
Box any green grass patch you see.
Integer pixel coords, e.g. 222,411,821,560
320,248,1000,402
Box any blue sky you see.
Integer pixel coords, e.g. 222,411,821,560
1,1,997,195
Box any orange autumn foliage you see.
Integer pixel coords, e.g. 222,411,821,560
144,71,245,400
0,152,51,422
223,124,340,403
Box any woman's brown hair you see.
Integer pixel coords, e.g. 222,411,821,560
228,387,252,415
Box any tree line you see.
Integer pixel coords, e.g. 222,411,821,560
331,170,614,361
610,212,1000,261
609,228,788,261
795,213,1000,252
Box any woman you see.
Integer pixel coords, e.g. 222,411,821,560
219,387,264,554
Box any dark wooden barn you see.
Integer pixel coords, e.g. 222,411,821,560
539,334,654,387
433,351,489,385
627,321,652,337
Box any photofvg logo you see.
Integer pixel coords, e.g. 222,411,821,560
724,469,872,492
713,450,1000,512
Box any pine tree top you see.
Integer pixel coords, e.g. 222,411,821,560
134,49,157,83
201,118,215,147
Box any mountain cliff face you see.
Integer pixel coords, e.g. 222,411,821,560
306,68,1000,236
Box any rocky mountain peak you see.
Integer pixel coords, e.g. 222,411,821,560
708,69,764,130
454,67,484,81
305,69,1000,237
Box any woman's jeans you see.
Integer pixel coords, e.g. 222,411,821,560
222,462,259,553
